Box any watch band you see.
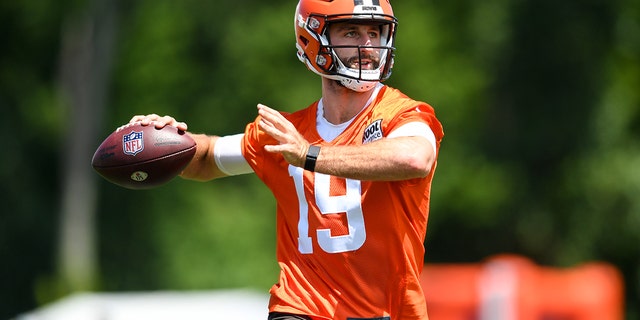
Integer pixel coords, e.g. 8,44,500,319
304,145,321,172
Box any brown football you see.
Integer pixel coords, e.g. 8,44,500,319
91,123,196,189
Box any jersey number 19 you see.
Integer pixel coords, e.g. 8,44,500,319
289,165,366,254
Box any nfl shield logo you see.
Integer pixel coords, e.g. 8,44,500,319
123,131,144,156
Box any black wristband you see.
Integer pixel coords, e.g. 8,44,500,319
304,145,321,172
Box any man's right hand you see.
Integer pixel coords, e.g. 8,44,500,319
129,114,188,132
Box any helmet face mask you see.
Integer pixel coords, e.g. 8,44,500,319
295,0,398,92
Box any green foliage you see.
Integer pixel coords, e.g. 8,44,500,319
1,0,639,319
149,177,278,290
97,175,278,292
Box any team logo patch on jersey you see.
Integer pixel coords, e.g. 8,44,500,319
363,119,383,144
123,131,144,156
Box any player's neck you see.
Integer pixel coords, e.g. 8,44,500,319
321,79,376,125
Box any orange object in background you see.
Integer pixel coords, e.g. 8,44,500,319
421,254,625,320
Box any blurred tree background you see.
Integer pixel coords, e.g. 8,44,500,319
1,0,638,319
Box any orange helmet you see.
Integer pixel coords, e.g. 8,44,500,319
294,0,398,92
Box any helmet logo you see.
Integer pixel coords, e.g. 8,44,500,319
316,55,327,66
308,17,320,30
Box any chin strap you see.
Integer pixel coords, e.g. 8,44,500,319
337,78,378,92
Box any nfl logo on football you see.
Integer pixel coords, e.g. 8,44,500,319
123,131,144,156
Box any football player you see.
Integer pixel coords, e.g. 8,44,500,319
130,0,443,319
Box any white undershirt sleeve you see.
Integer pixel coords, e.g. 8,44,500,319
387,122,437,155
213,133,254,176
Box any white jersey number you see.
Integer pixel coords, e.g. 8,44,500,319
289,165,366,254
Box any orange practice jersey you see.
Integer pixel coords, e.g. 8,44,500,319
242,86,444,320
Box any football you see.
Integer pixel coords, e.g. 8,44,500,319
91,123,196,189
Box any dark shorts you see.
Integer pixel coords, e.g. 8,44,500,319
268,312,391,320
268,312,312,320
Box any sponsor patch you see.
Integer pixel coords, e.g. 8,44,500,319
123,131,144,156
363,119,383,144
